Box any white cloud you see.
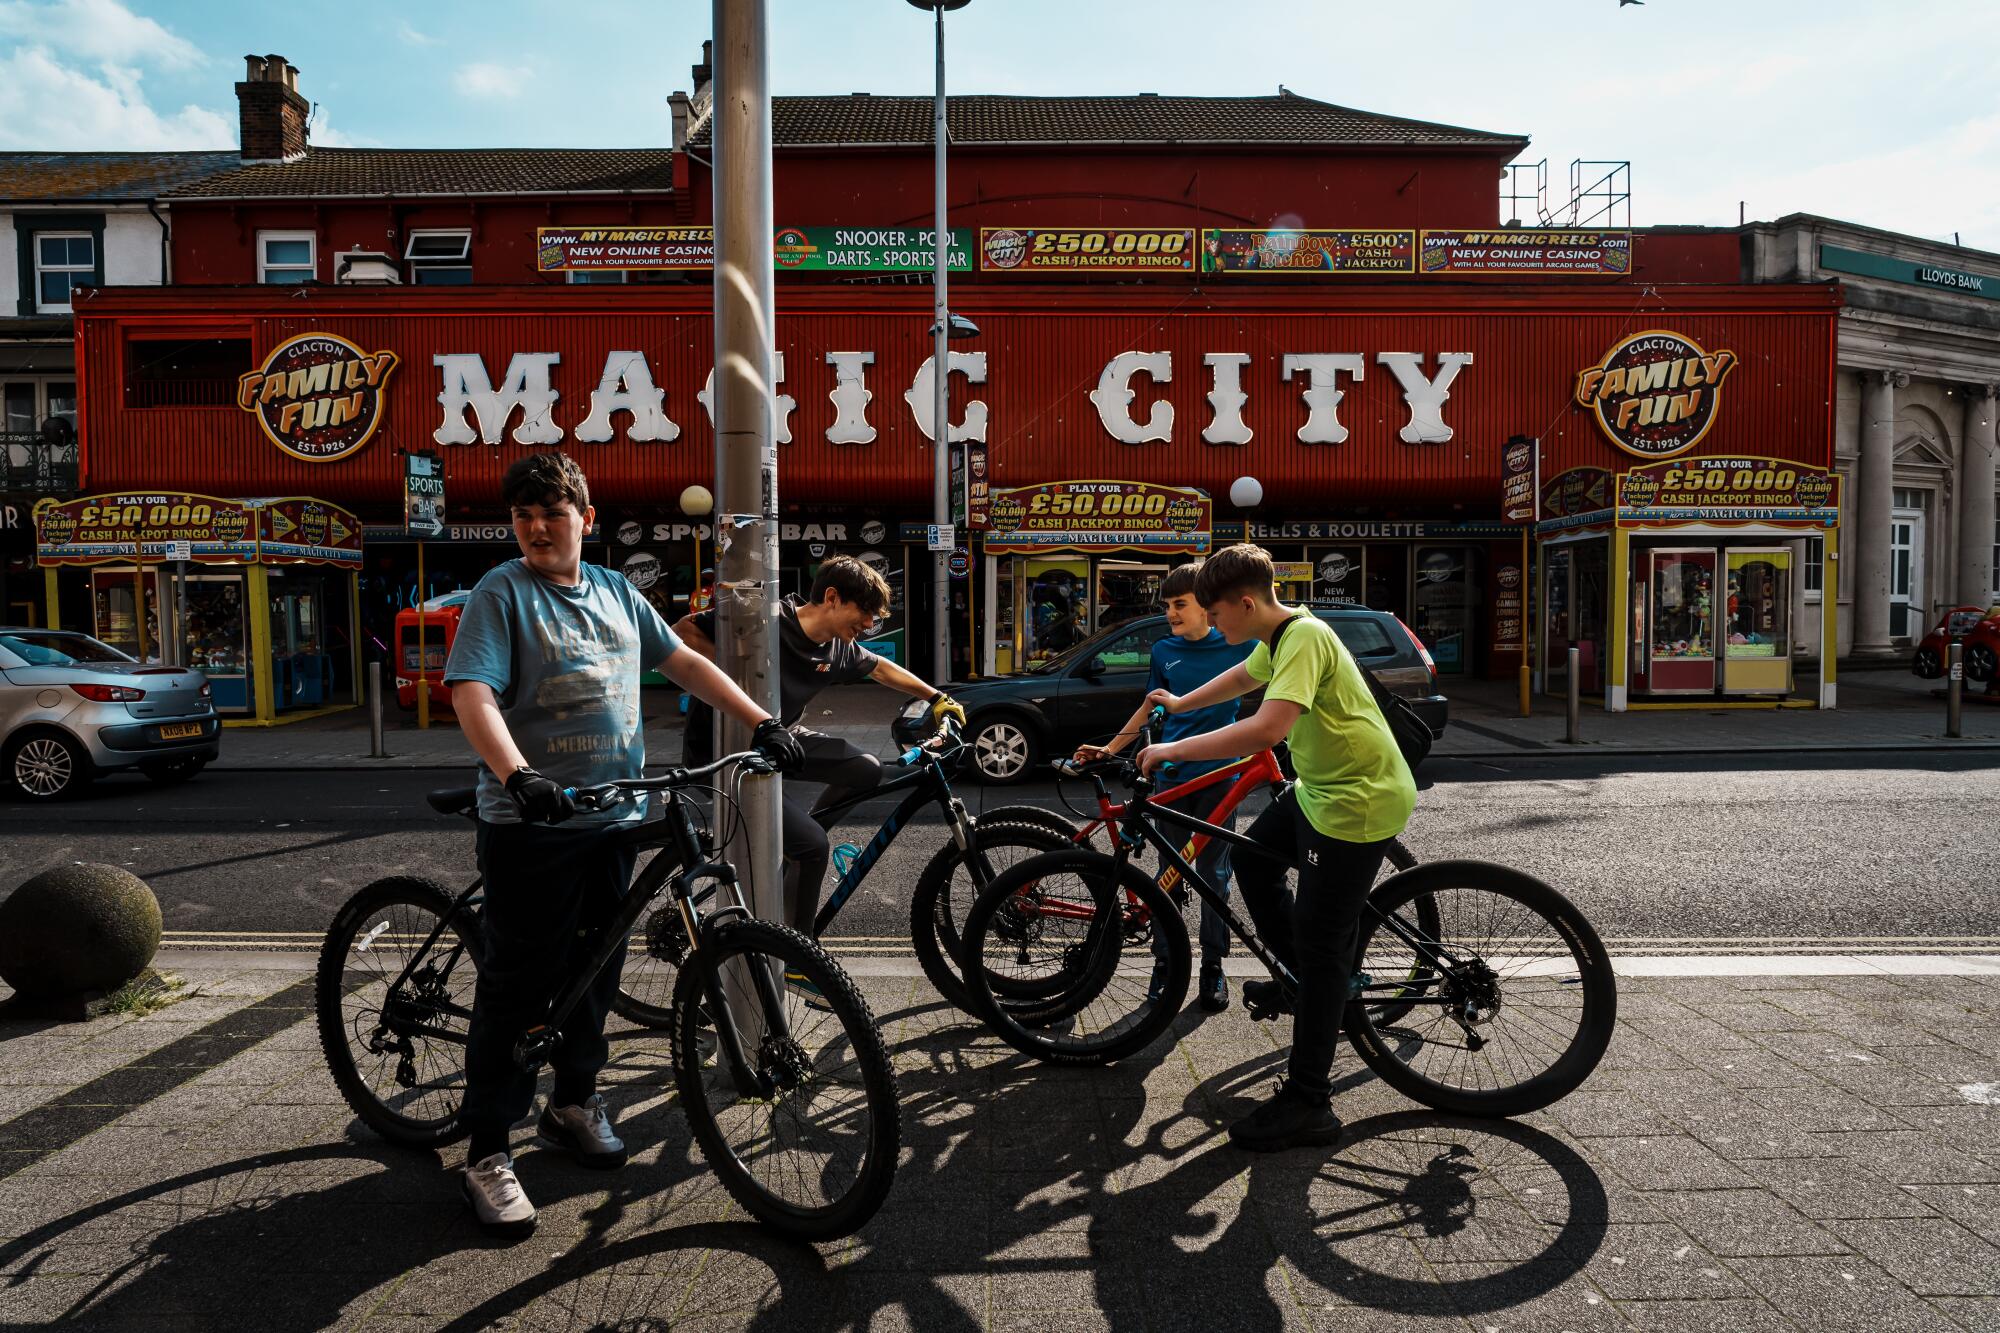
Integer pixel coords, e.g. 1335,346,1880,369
0,0,202,69
0,45,232,149
396,20,438,46
453,62,532,100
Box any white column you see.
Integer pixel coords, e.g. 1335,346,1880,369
1958,384,1998,606
1851,369,1904,658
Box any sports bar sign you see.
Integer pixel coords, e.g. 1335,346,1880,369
1420,230,1631,274
984,480,1212,554
536,226,970,273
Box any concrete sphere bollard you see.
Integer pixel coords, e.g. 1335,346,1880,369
0,863,163,999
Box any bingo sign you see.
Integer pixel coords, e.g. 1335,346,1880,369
1202,229,1414,274
1575,330,1738,460
236,333,400,464
35,492,256,565
984,480,1212,554
981,228,1196,272
1617,457,1841,528
258,497,363,568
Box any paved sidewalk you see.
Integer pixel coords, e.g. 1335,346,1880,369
213,670,2000,771
4,963,1999,1331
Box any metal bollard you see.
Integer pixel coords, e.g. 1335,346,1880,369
368,660,388,759
1947,641,1963,740
1565,645,1582,744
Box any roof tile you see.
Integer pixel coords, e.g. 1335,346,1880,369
163,148,676,199
0,152,241,202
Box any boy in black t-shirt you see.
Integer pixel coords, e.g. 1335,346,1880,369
674,557,962,947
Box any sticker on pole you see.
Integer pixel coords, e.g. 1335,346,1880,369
927,523,955,552
165,540,192,562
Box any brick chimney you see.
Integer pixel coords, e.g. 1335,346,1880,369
689,40,713,124
237,54,310,163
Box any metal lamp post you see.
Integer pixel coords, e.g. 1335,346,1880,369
910,0,971,685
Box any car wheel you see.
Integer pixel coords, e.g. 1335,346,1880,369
1969,644,1998,683
5,730,91,801
969,715,1040,785
142,756,207,785
1913,646,1942,679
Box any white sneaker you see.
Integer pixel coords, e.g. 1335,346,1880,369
462,1152,536,1238
537,1093,627,1169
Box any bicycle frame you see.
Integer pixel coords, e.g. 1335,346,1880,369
806,741,981,939
372,773,802,1093
1057,762,1468,1011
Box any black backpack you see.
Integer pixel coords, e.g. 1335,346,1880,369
1269,614,1432,772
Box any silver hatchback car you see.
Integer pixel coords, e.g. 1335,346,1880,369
0,627,221,800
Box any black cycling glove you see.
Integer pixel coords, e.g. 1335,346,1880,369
505,767,576,825
750,718,804,773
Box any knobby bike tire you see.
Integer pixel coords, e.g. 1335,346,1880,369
960,848,1191,1066
671,918,900,1240
610,848,692,1029
973,803,1081,843
1343,861,1616,1118
909,819,1077,1013
315,876,484,1149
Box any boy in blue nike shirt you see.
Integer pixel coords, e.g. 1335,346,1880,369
1075,560,1254,1012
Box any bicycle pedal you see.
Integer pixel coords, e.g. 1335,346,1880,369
1246,1001,1284,1022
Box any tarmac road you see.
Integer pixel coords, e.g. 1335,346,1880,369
2,750,1996,953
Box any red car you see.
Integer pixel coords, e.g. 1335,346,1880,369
1913,605,2000,682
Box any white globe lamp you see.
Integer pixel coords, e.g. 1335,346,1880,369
1228,476,1264,509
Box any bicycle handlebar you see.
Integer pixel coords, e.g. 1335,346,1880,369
565,748,780,812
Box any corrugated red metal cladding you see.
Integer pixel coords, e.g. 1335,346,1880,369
76,283,1838,511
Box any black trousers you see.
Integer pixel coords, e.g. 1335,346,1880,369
1231,789,1390,1098
777,727,883,936
460,820,636,1161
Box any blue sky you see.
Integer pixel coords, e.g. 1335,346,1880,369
3,0,1998,248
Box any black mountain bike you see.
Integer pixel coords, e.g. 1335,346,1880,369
614,713,1076,1023
957,754,1617,1118
315,749,901,1240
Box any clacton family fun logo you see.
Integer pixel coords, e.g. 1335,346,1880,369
237,333,400,463
1574,330,1737,460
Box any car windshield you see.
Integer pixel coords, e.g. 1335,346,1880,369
1028,618,1161,673
0,631,134,666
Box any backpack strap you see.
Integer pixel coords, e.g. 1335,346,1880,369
1266,611,1308,656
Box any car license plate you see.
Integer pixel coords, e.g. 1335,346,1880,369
158,722,202,740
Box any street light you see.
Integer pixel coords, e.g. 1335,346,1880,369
909,0,971,685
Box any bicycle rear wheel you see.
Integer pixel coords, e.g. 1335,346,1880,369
1344,861,1616,1118
960,849,1189,1066
611,850,691,1029
909,818,1076,1012
673,918,900,1240
315,876,483,1148
973,802,1081,842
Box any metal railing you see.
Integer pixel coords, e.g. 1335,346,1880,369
0,432,79,495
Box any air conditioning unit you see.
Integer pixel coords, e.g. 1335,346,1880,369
335,250,402,284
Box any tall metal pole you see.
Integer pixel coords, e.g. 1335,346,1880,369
712,0,785,925
929,0,952,685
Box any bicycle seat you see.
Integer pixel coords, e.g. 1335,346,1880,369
426,786,478,816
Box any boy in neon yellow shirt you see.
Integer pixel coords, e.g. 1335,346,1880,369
1139,543,1415,1151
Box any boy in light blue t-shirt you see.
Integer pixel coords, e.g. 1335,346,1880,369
1075,560,1254,1012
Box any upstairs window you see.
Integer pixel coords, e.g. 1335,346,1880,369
35,233,95,312
568,269,628,284
126,338,252,408
406,230,472,284
258,231,316,283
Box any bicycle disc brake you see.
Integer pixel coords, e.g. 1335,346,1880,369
645,906,692,967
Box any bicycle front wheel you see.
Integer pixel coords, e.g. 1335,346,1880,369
961,849,1190,1066
1345,861,1616,1118
315,876,483,1148
909,818,1076,1012
673,918,900,1240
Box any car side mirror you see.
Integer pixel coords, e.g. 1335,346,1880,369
1078,656,1105,680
